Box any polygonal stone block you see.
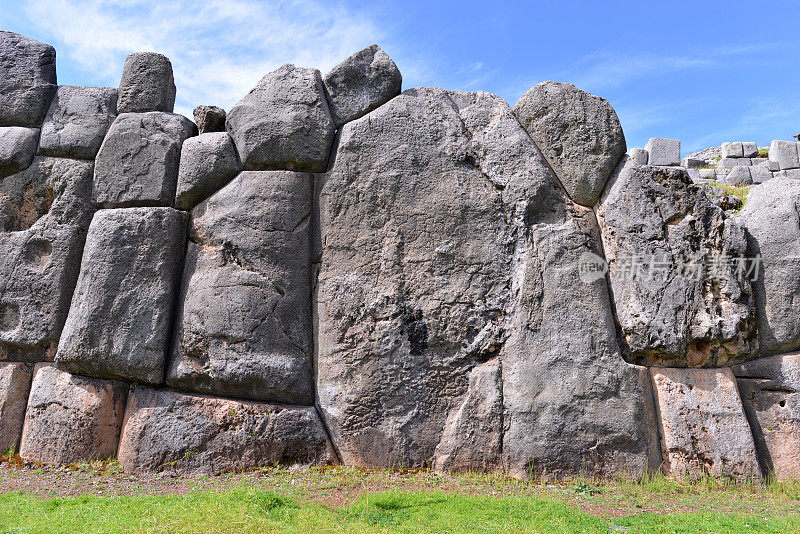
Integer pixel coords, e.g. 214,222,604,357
38,86,118,159
117,52,176,114
0,127,39,178
174,132,240,210
769,140,800,170
645,137,680,166
0,32,57,127
0,362,32,452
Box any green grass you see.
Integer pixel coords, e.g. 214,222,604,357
758,147,769,156
710,181,751,211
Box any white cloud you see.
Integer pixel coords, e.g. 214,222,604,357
21,0,398,117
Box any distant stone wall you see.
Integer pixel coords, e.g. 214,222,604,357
2,30,800,481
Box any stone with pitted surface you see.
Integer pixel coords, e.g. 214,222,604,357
0,126,39,178
117,52,176,114
39,85,117,159
0,32,56,127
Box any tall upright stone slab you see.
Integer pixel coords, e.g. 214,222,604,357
0,157,95,362
167,171,313,404
56,208,187,384
117,52,176,114
0,32,57,127
226,64,334,172
0,362,32,452
513,81,626,207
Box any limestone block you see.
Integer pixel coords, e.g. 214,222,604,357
699,168,716,180
769,140,799,170
0,127,39,178
725,166,752,186
38,86,118,159
174,132,240,210
645,137,680,166
682,157,704,168
722,142,744,158
719,157,751,171
629,148,648,165
117,52,176,113
0,32,57,127
0,362,32,452
19,363,127,465
742,142,758,158
750,165,772,185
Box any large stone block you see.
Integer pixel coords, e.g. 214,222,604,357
721,141,744,158
651,367,761,481
93,112,196,207
733,353,800,479
0,126,39,178
769,140,800,170
742,142,758,158
226,64,334,172
323,45,402,128
174,132,240,210
0,32,57,127
629,148,648,165
597,162,757,366
167,171,313,404
513,81,626,207
117,52,176,114
317,87,659,476
0,157,95,362
718,157,751,171
725,165,752,186
19,363,127,465
737,178,800,356
645,137,680,166
117,387,336,475
38,86,118,159
56,208,187,384
0,362,32,452
749,165,772,185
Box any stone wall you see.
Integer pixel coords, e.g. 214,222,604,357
1,30,799,481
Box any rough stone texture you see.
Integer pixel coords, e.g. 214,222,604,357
117,52,176,114
55,208,186,384
682,157,704,168
167,171,313,404
737,178,800,356
174,132,240,210
0,362,32,452
193,105,226,133
0,127,39,178
323,44,402,128
94,112,197,207
721,141,744,158
629,148,648,165
758,159,780,172
645,137,680,166
769,140,799,170
742,142,758,158
651,367,761,481
118,387,337,475
317,87,659,476
719,157,751,171
19,363,127,465
699,168,716,180
0,32,57,127
597,162,757,367
777,169,800,180
733,353,800,480
750,165,772,184
0,157,95,362
226,64,335,172
725,165,753,185
38,86,118,159
513,81,626,207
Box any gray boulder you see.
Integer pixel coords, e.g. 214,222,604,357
725,165,752,185
93,112,197,207
597,162,757,367
733,353,800,480
513,81,626,207
0,32,57,127
38,86,118,159
721,141,744,158
19,363,127,465
167,171,313,404
645,137,681,166
174,132,240,210
0,157,95,362
651,367,761,481
742,142,758,158
0,126,39,178
56,208,187,384
117,387,337,475
117,52,176,113
323,44,402,128
193,105,226,133
226,64,334,172
317,87,659,476
0,362,32,452
750,165,772,184
737,178,800,356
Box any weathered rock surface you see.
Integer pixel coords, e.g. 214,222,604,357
722,142,744,158
0,157,95,362
645,137,680,166
38,85,118,159
597,162,757,367
55,208,186,384
0,362,32,452
93,112,196,207
737,178,800,356
769,140,799,170
725,165,753,185
629,148,648,165
323,45,402,128
0,126,39,178
193,105,226,133
174,132,240,210
117,52,176,114
19,363,127,465
226,64,334,172
733,353,800,479
317,87,659,476
651,367,761,480
118,387,336,475
0,32,57,127
742,142,758,158
167,171,313,404
513,81,626,207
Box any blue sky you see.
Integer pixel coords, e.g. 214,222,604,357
3,0,799,154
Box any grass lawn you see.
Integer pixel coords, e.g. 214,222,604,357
1,463,799,533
